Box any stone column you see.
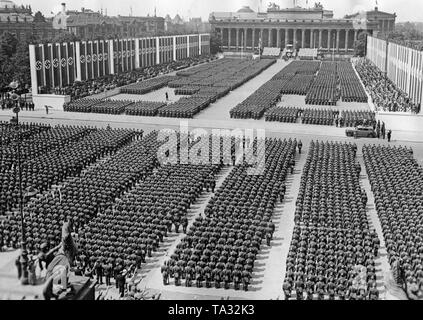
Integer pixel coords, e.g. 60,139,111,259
228,28,232,49
301,29,305,48
236,28,239,50
310,29,314,48
252,29,256,49
354,30,358,42
345,30,349,51
328,29,332,50
244,28,248,49
293,29,297,49
260,28,264,48
318,29,322,48
285,29,289,47
268,29,272,47
277,29,281,48
336,29,340,51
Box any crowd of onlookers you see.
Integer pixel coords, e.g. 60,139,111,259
1,97,35,111
388,39,423,52
354,58,421,114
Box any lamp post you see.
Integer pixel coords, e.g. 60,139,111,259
9,80,29,285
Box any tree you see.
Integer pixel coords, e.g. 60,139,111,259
0,32,18,58
0,32,18,89
33,11,46,23
210,31,222,55
52,32,80,43
0,55,15,88
11,40,31,87
354,32,367,57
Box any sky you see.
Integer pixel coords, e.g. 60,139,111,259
18,0,423,22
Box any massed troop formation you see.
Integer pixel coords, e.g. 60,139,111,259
230,60,370,120
264,106,375,127
162,137,297,291
79,161,222,273
0,123,139,217
0,127,143,250
64,58,275,119
363,145,423,299
354,58,421,113
283,141,380,300
157,58,275,118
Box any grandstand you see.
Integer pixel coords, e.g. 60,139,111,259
262,47,281,58
297,48,318,60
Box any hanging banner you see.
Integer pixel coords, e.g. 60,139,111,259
60,43,68,87
35,44,44,89
79,41,87,81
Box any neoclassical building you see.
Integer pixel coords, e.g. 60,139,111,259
0,0,62,41
209,4,396,52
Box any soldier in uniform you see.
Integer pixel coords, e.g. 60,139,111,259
213,267,221,289
185,265,193,287
182,216,189,234
223,268,232,289
242,269,250,291
173,264,181,286
233,268,242,290
161,262,169,285
195,265,203,288
204,265,212,288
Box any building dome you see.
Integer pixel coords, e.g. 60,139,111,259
0,0,15,9
237,6,254,13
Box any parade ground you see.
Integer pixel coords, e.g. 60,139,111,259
1,58,422,300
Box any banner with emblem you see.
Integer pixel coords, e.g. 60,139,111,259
113,39,119,73
98,40,104,77
151,38,156,66
123,39,127,72
93,40,99,79
103,40,109,76
35,44,45,89
43,43,53,88
80,41,87,81
52,43,60,87
68,42,75,84
60,43,68,87
87,41,93,80
130,39,135,71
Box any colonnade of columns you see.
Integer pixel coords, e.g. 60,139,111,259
216,27,363,52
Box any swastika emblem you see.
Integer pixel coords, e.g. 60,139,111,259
61,58,67,67
52,58,59,68
44,60,51,69
35,60,43,70
80,55,85,63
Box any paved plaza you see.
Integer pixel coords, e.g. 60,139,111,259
1,58,422,300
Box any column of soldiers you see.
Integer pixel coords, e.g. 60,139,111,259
363,144,423,299
284,140,380,300
162,137,298,291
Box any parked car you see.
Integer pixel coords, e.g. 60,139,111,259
346,126,376,138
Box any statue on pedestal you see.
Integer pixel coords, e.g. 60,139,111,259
42,219,78,300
